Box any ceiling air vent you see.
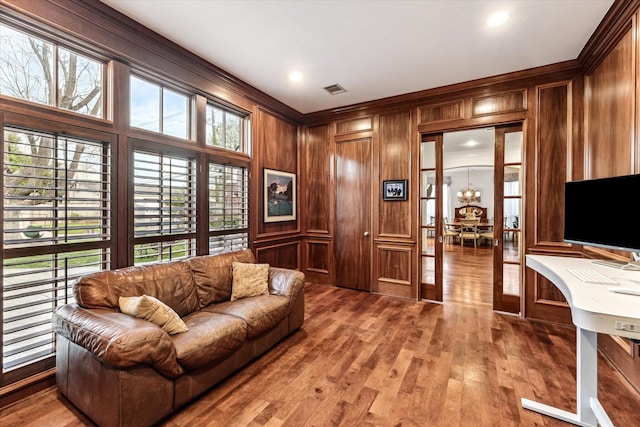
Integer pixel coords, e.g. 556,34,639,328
323,83,347,95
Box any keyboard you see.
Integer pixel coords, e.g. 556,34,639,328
567,268,618,284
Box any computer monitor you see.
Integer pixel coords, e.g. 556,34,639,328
564,174,640,268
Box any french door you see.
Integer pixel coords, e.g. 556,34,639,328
419,124,523,314
492,124,522,313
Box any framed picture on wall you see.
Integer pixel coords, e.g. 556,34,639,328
383,179,408,201
263,168,297,222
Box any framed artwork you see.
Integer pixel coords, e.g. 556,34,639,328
383,179,408,201
263,168,297,222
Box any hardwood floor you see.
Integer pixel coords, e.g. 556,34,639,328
3,279,640,426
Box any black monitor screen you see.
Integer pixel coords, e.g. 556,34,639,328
564,174,640,252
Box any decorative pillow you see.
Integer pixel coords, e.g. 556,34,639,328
230,262,270,301
119,295,189,335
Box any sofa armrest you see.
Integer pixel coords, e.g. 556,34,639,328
268,267,305,298
53,303,184,378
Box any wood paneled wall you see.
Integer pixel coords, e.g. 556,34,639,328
300,125,332,284
585,27,634,179
299,1,640,322
375,110,415,298
252,109,301,268
579,3,640,393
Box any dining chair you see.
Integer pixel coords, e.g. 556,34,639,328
479,228,494,246
459,218,480,247
443,220,460,244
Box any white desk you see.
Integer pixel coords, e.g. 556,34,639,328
524,255,640,427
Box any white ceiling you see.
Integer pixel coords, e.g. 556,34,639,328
100,0,613,115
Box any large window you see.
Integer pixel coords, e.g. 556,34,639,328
0,9,253,388
209,163,248,254
130,75,189,139
133,150,197,264
2,126,111,375
0,22,104,118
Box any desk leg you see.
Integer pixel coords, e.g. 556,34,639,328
521,327,613,427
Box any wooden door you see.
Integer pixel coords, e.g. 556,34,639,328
493,124,523,313
419,133,443,301
335,137,371,291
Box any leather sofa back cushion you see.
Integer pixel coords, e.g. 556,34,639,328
74,260,200,317
188,249,256,307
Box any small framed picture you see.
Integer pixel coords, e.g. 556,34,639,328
263,168,297,222
383,179,408,201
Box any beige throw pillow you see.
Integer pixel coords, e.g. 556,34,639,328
119,295,189,335
231,262,270,301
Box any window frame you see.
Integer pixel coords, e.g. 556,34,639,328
205,102,249,153
207,160,249,255
131,140,199,265
0,10,256,388
0,17,108,120
1,115,116,384
129,73,192,141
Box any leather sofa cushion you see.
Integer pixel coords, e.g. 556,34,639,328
74,260,199,317
53,304,184,378
205,295,289,339
188,249,256,307
173,311,246,370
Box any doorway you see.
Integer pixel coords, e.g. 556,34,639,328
443,128,495,307
419,125,523,313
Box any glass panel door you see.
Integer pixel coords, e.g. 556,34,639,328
419,134,442,301
493,124,522,313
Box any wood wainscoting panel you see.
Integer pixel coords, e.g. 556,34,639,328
599,333,640,394
524,81,573,325
303,125,331,234
378,110,412,239
374,244,414,299
255,240,300,270
304,239,331,284
335,116,373,136
471,90,526,117
536,82,570,245
417,100,464,125
585,26,634,179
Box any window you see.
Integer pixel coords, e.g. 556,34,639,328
206,104,245,152
130,75,189,139
208,163,248,254
2,126,111,374
0,22,104,118
0,10,254,387
133,150,197,264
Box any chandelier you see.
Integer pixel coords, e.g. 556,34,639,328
457,167,481,204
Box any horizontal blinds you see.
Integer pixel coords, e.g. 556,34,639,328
2,126,111,373
3,128,111,247
133,150,197,264
208,163,248,254
3,250,110,371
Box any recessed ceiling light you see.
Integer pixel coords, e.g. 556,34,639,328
289,71,303,82
487,11,509,27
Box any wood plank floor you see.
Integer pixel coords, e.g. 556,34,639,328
3,280,640,426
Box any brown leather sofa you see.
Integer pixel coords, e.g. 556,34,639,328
53,249,305,427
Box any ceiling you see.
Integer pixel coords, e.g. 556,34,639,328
100,0,613,115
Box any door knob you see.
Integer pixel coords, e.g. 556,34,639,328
364,231,370,237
